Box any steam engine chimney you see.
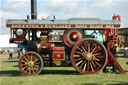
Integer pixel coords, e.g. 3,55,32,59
31,0,37,19
31,0,37,41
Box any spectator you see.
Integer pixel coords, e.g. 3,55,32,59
17,48,21,58
22,48,26,55
8,49,13,60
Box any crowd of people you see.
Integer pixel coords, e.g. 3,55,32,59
7,48,26,60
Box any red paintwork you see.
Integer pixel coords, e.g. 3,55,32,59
63,31,73,47
108,49,126,74
70,32,79,42
40,43,51,48
113,15,117,20
19,54,42,75
53,52,65,60
53,47,64,51
72,40,106,74
117,15,121,22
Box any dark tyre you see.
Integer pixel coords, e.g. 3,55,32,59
71,38,108,74
19,51,43,75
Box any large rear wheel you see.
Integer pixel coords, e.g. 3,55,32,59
19,51,43,75
71,38,108,74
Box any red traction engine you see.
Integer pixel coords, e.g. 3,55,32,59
6,0,125,75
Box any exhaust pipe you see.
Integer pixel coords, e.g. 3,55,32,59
31,0,37,19
31,0,37,41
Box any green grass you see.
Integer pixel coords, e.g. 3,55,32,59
0,53,128,85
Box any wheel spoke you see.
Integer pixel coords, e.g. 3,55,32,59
88,43,90,53
22,60,27,63
94,53,103,57
93,46,101,53
24,57,29,62
81,45,87,54
23,65,28,70
33,66,39,71
84,42,87,50
34,58,39,63
34,65,39,68
91,46,97,54
77,47,84,53
95,58,100,61
80,60,86,68
74,55,80,57
75,51,83,55
83,62,87,71
90,63,94,71
90,60,96,68
94,61,101,67
31,55,33,61
32,67,34,72
76,60,83,66
29,68,32,74
75,57,83,61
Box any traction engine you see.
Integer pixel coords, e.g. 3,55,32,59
6,0,125,75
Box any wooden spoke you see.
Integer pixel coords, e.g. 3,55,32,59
34,58,39,63
83,63,87,71
31,55,33,61
75,51,83,55
75,57,83,61
23,65,28,70
22,60,27,63
29,68,31,74
32,67,34,72
84,42,87,50
90,63,94,71
88,43,90,53
74,55,80,57
34,62,41,65
77,47,84,53
94,53,103,57
33,66,39,71
24,57,29,62
80,60,86,68
26,55,30,60
95,58,100,61
93,46,101,53
34,65,39,68
81,45,87,54
77,60,83,66
94,61,101,67
90,60,96,68
91,46,97,54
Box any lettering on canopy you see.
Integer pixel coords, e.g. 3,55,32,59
7,24,120,29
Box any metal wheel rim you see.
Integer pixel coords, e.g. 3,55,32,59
71,38,108,74
19,51,43,75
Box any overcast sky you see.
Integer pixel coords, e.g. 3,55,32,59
0,0,128,47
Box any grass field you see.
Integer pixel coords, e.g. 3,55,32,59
0,53,128,85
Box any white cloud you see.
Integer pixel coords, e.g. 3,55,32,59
1,0,128,35
3,0,30,11
0,35,17,47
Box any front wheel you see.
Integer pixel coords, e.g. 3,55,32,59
71,38,108,74
19,51,43,75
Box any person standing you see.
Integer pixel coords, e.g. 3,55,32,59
8,49,13,60
17,48,21,58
